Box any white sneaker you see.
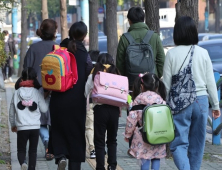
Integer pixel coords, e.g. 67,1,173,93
21,163,28,170
4,79,9,83
9,77,13,83
90,150,96,159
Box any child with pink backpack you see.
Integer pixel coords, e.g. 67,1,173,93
85,53,128,170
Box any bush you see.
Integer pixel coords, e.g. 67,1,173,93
0,30,7,66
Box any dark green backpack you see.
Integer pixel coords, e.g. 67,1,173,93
124,31,155,87
131,104,175,145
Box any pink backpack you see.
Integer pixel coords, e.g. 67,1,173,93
92,72,129,107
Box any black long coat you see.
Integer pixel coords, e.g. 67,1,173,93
49,39,89,162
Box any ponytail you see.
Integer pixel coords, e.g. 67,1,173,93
68,39,77,54
132,77,142,100
157,79,166,100
107,64,120,75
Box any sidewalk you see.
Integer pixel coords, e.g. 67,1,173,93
2,82,222,170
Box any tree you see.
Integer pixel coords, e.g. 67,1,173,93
18,0,28,76
42,0,48,20
175,0,199,28
106,0,118,61
89,0,98,51
210,0,220,33
144,0,160,33
60,0,68,41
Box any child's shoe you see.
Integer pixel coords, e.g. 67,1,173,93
21,163,28,170
90,150,96,159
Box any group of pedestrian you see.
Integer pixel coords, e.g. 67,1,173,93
8,6,221,170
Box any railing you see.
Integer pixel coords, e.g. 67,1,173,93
207,72,222,145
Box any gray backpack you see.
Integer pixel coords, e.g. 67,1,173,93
124,31,155,86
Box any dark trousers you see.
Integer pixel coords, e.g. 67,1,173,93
94,105,119,170
2,58,12,79
17,129,39,170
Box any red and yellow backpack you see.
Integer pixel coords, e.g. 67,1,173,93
41,45,78,92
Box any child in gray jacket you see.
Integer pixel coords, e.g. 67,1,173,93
9,67,50,170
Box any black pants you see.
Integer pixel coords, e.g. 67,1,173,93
17,129,39,170
2,58,12,79
94,105,119,170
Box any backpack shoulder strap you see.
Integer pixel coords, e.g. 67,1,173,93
123,33,135,45
130,104,147,111
143,31,154,43
53,45,60,50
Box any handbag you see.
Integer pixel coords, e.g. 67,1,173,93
168,45,197,114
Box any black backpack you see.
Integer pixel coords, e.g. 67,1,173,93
124,31,155,86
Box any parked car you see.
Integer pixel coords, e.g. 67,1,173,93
198,39,222,75
98,38,107,53
198,33,214,41
202,34,222,41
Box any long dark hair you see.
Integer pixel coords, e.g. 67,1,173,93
15,67,41,90
68,21,87,54
132,73,166,100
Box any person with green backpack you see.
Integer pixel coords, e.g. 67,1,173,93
124,73,167,170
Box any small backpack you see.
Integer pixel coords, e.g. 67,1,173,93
92,71,129,107
131,104,175,145
124,31,155,86
41,45,78,92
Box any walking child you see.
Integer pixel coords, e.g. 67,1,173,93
9,67,50,170
124,73,167,170
85,53,120,170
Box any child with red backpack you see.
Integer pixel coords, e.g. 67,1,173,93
85,53,122,170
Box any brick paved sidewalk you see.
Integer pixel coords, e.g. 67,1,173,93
3,82,222,170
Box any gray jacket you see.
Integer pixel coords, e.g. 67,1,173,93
23,40,56,125
9,87,50,131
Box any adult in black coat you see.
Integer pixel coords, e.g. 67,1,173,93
49,21,93,170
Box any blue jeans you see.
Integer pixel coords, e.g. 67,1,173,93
39,125,49,144
170,95,208,170
141,159,160,170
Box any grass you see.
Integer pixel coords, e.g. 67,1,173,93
0,124,6,128
203,153,211,160
0,159,6,164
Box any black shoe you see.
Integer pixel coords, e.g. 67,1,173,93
90,150,96,159
57,158,67,170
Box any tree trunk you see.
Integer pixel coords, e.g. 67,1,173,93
18,0,28,76
60,0,68,41
175,0,199,28
144,0,160,33
215,0,220,33
42,0,48,20
106,0,118,62
89,0,98,51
